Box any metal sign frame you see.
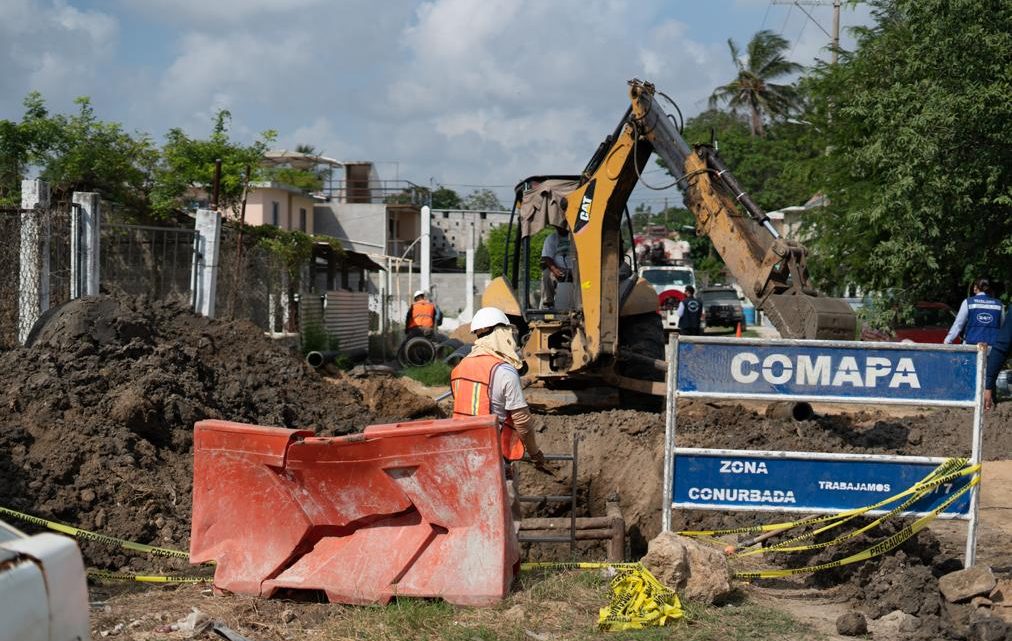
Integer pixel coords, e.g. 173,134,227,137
662,335,986,565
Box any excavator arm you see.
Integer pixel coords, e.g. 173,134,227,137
627,79,856,340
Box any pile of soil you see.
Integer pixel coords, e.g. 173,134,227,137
0,295,435,571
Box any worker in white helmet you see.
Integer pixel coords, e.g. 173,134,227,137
450,307,545,469
405,290,442,339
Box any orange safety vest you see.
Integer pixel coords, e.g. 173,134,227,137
450,354,526,461
407,300,436,329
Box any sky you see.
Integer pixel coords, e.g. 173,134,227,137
1,0,874,212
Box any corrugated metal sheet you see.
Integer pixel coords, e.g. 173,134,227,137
300,296,325,332
325,290,370,355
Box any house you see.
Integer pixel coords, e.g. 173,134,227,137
242,182,318,233
312,161,426,260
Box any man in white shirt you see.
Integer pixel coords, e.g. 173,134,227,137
539,226,573,308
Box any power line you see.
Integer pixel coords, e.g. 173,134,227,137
779,2,794,34
760,0,773,30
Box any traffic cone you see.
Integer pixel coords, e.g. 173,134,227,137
735,322,742,338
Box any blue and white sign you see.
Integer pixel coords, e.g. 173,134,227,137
672,450,972,517
676,338,978,405
662,335,986,564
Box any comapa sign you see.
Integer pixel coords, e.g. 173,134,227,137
662,336,985,564
675,339,977,404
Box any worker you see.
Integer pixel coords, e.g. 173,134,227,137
451,307,546,468
984,319,1011,410
539,225,573,308
677,285,703,336
405,290,442,338
944,278,1004,345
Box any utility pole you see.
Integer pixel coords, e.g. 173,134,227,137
832,0,840,64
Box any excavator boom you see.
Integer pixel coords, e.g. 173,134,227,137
628,80,856,340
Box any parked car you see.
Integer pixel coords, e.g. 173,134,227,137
637,266,697,332
700,286,745,329
860,302,957,343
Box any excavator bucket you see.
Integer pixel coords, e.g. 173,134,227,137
189,416,519,606
764,294,858,341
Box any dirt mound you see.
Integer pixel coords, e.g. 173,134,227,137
0,295,436,570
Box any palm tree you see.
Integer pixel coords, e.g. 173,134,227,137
709,30,803,137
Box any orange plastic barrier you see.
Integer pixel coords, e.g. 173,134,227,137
189,416,519,606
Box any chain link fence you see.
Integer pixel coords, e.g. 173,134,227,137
0,206,72,350
216,227,290,332
1,203,309,347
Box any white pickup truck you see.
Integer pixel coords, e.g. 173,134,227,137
0,520,90,641
637,265,697,332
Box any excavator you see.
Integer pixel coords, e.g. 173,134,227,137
482,79,856,409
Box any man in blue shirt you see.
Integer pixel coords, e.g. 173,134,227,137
985,320,1010,410
944,278,1004,345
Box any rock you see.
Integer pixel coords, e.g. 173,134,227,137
939,566,997,603
836,612,868,636
989,579,1012,604
971,596,993,610
80,488,96,504
640,532,732,604
872,609,920,637
943,600,973,639
969,616,1007,641
907,428,923,445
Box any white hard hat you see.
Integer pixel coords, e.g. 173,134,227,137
470,307,510,333
413,290,426,298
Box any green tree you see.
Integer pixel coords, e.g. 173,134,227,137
152,110,276,218
801,0,1012,304
485,224,551,280
0,92,62,206
474,238,490,271
680,109,822,212
39,97,158,212
710,30,804,137
462,188,503,211
431,185,462,209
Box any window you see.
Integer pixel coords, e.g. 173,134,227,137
271,202,280,226
299,208,307,232
480,212,487,220
442,212,449,219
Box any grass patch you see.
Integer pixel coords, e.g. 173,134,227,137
307,571,813,639
401,361,452,386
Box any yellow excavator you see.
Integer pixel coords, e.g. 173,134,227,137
482,79,856,409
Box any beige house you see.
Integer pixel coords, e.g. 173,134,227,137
243,182,318,233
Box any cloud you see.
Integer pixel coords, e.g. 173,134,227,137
0,0,118,115
115,0,329,25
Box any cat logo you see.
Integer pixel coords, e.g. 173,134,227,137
573,180,596,234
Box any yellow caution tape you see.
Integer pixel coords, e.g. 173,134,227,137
0,505,191,560
598,564,683,632
520,562,683,632
521,561,639,571
87,570,211,584
733,461,979,557
734,474,979,579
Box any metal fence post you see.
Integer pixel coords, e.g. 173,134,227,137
18,179,50,345
70,192,101,298
191,209,222,318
